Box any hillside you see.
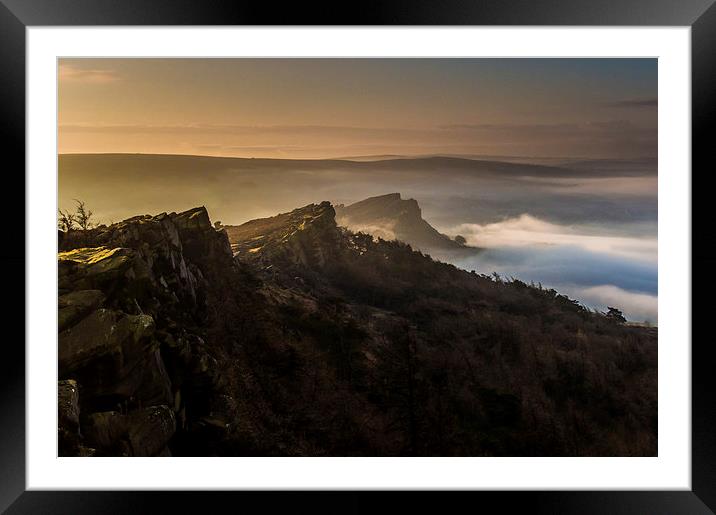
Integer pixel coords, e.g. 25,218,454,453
58,202,657,457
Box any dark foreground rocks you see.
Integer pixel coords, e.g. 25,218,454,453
58,207,232,456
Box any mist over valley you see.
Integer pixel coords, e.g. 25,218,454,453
60,153,657,322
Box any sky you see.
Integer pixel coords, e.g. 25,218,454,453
58,58,657,159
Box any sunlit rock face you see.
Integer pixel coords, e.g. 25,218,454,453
225,201,342,269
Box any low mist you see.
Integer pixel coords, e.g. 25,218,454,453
59,153,658,322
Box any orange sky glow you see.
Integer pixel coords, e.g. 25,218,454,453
59,58,657,160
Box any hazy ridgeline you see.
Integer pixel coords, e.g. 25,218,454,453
59,153,657,322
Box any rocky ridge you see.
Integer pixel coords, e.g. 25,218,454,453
58,202,658,457
58,207,237,456
225,201,341,269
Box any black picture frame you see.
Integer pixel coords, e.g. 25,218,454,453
2,1,714,513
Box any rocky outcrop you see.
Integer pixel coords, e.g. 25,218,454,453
335,193,467,251
57,207,237,457
225,201,342,269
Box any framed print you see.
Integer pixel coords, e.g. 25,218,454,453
2,0,715,513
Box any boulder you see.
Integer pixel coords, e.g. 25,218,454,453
157,330,193,388
59,309,160,405
60,213,182,253
135,349,174,407
171,206,211,233
170,207,233,270
59,246,133,272
82,405,175,457
58,379,80,430
58,247,136,292
77,446,97,457
58,289,105,332
58,379,81,455
126,405,176,456
83,411,130,456
59,309,154,374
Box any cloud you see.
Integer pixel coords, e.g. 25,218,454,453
439,120,654,137
563,284,658,323
59,120,654,143
604,98,658,108
441,214,658,321
446,243,657,322
450,243,656,294
58,124,428,138
452,214,657,264
59,64,121,84
518,176,658,196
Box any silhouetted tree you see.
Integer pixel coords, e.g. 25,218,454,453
57,209,76,231
605,307,627,324
74,200,94,231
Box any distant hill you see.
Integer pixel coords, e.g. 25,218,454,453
59,152,585,176
58,154,656,193
334,193,467,251
59,153,657,229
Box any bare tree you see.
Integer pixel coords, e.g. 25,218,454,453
74,200,94,231
605,307,627,324
57,209,76,232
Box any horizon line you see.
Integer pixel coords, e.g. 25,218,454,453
57,151,658,163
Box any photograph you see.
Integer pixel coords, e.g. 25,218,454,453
56,57,658,458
